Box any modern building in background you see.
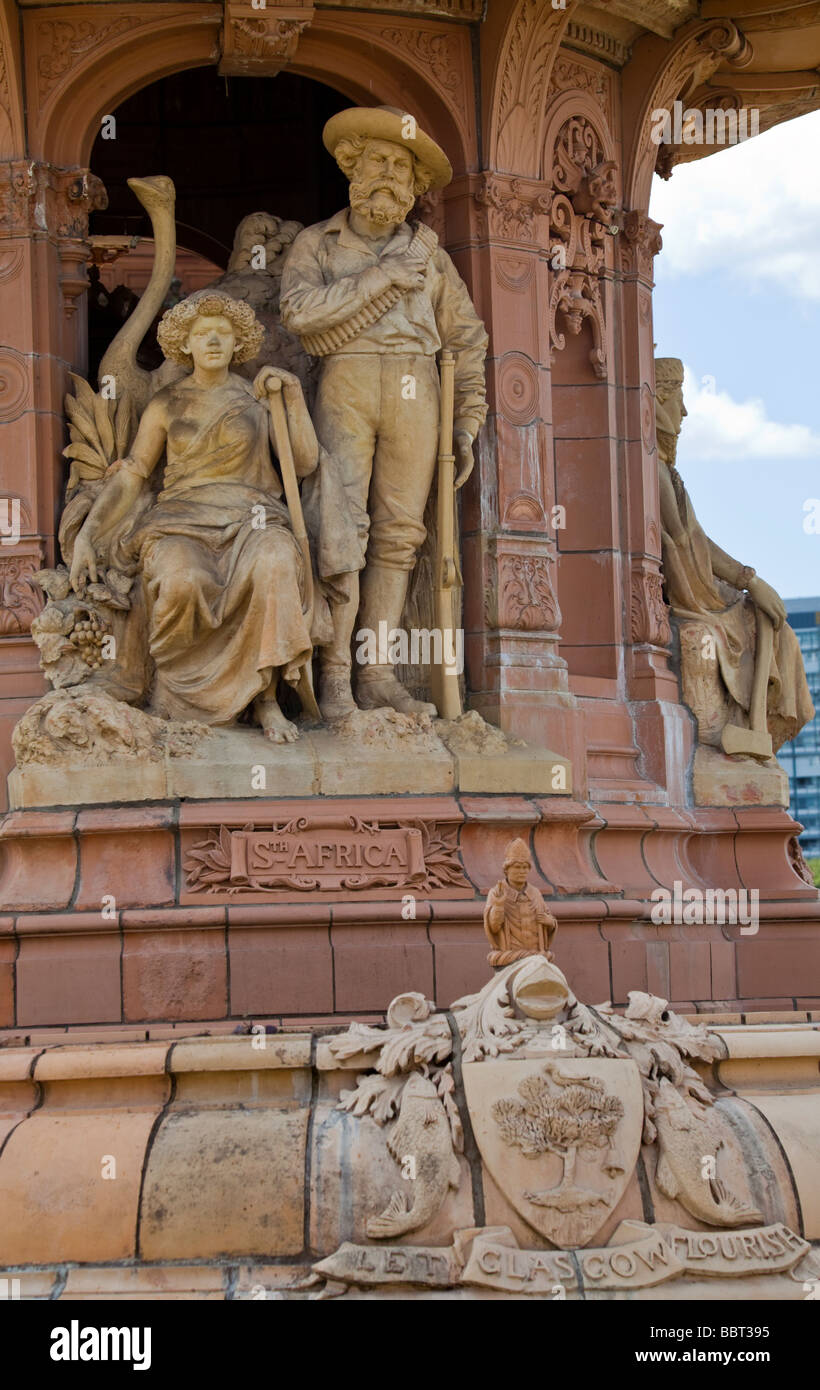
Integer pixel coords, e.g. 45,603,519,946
781,598,820,856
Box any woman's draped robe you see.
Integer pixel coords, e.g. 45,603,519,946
661,463,813,752
121,381,314,724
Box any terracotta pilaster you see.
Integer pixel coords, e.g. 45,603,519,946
0,161,106,803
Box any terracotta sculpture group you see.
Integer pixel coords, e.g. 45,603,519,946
22,110,812,775
49,106,487,743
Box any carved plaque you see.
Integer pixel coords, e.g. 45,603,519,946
230,823,424,889
183,815,471,898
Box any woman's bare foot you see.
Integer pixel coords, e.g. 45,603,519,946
254,692,299,744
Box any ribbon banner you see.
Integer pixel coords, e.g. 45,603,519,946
312,1221,809,1295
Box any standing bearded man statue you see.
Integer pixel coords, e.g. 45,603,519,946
280,106,488,719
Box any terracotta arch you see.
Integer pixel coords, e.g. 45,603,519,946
621,18,748,214
293,21,474,175
485,0,583,177
25,7,222,166
25,5,474,177
0,0,26,158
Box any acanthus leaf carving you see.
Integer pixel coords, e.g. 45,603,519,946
474,173,551,244
630,564,672,649
219,4,314,76
36,18,144,103
0,163,107,246
494,0,581,174
495,553,560,633
619,211,663,279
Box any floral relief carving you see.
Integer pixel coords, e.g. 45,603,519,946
379,26,464,100
0,550,45,637
474,174,550,244
497,554,560,633
548,116,618,379
35,18,144,102
547,53,614,129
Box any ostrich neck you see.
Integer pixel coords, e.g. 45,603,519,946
122,216,177,346
99,198,176,385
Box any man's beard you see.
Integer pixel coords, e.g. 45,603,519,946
349,176,415,229
657,428,679,467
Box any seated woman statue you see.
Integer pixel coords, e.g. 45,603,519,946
69,291,320,743
655,356,813,756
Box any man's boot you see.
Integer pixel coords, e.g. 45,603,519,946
356,563,437,717
319,577,359,721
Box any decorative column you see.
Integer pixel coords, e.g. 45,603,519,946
447,169,574,752
0,160,106,800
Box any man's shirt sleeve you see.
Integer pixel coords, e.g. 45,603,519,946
280,227,394,337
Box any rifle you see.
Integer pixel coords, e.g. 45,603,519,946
265,378,321,722
431,349,463,720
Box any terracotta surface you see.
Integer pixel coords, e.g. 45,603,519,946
3,0,820,1302
0,1013,814,1293
1,794,818,1024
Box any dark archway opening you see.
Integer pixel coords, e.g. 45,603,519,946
87,67,350,376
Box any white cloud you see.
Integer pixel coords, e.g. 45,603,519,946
679,364,820,462
650,111,820,299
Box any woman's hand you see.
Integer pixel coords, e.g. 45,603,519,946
253,365,304,408
69,530,98,592
748,576,786,630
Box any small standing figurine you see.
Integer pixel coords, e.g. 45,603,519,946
483,839,558,968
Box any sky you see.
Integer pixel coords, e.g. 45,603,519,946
649,109,820,603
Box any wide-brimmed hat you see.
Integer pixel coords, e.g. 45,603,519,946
323,105,453,190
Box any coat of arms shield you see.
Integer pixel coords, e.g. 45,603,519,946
464,1056,644,1249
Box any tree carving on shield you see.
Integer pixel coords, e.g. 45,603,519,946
493,1063,624,1211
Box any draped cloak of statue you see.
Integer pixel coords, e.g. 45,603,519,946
660,463,813,752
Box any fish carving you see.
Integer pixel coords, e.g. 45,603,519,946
653,1078,763,1228
366,1073,461,1240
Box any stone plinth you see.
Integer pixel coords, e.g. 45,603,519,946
7,720,573,809
0,1022,817,1297
1,795,817,1029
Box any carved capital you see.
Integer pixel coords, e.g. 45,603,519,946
630,561,671,650
473,173,551,245
0,162,107,241
619,211,663,279
220,2,314,76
